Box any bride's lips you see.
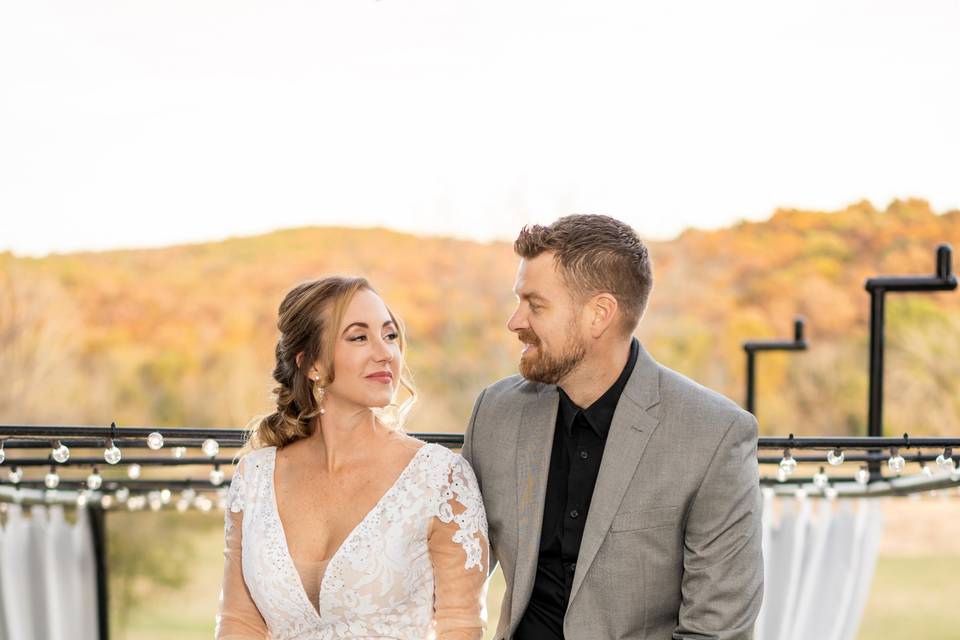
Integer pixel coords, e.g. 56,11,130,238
365,371,394,384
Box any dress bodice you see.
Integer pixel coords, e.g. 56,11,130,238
215,442,489,640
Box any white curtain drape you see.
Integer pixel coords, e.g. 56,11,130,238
755,494,885,640
0,503,100,640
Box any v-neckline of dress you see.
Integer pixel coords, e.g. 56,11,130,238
266,443,432,622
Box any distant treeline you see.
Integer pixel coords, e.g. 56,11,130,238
4,198,960,437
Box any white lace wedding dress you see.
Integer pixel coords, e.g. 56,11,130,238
215,442,489,640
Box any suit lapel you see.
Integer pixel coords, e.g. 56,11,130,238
568,342,663,606
511,383,559,621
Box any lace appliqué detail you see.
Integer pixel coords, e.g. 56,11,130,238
223,456,250,537
428,451,488,572
227,463,248,513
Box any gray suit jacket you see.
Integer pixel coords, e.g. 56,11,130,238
462,341,763,640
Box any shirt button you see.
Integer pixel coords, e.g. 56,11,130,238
569,509,579,519
579,450,589,460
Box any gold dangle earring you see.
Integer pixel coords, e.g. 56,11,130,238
312,375,326,415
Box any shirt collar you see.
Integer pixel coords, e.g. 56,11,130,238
557,337,639,438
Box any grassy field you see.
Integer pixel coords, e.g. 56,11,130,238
110,498,959,640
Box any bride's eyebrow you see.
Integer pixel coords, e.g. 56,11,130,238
341,320,394,335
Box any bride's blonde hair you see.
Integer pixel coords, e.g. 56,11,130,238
240,276,416,455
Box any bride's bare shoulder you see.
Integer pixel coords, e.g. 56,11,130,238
384,431,428,456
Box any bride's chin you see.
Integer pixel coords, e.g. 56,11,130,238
367,395,395,411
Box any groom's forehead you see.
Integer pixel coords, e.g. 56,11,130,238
514,256,562,297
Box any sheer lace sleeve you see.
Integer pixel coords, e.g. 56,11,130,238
215,456,269,640
427,452,490,640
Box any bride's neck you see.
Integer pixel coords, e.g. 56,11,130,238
304,398,379,473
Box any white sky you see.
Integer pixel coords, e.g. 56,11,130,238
2,0,959,257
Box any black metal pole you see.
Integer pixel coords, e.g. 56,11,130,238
743,316,807,417
864,244,956,480
87,503,110,640
867,287,885,480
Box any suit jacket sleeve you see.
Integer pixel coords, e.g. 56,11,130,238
673,410,763,640
460,388,486,486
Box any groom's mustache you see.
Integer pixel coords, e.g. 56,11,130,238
516,329,541,348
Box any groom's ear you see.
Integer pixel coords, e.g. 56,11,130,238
588,293,619,338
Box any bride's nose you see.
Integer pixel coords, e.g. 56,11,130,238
371,338,394,363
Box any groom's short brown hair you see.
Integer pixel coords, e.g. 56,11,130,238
514,214,653,334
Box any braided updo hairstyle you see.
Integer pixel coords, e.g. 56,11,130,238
245,276,416,452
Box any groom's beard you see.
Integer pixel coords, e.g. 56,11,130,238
517,328,586,385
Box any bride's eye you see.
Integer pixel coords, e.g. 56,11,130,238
348,334,367,342
384,332,399,341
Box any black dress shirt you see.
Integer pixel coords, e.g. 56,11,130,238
515,337,640,639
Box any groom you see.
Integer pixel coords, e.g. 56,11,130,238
462,214,763,639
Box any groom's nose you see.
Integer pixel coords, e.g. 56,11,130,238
507,305,527,333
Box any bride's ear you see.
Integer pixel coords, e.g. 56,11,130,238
297,351,326,382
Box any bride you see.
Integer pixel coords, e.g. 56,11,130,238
215,276,489,640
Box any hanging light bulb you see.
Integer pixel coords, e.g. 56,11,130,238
181,487,196,503
160,488,172,504
44,466,60,489
888,448,905,475
76,491,88,507
100,494,114,508
216,488,228,510
148,490,163,511
172,446,187,459
127,463,142,479
176,498,191,512
827,449,845,466
52,440,70,463
936,448,955,471
921,463,933,478
147,431,165,450
86,468,103,490
0,439,6,465
196,496,213,512
813,467,829,490
776,467,788,483
8,466,23,484
825,486,839,500
115,487,130,503
779,449,797,476
202,438,220,458
856,466,870,485
104,440,122,465
209,464,224,486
